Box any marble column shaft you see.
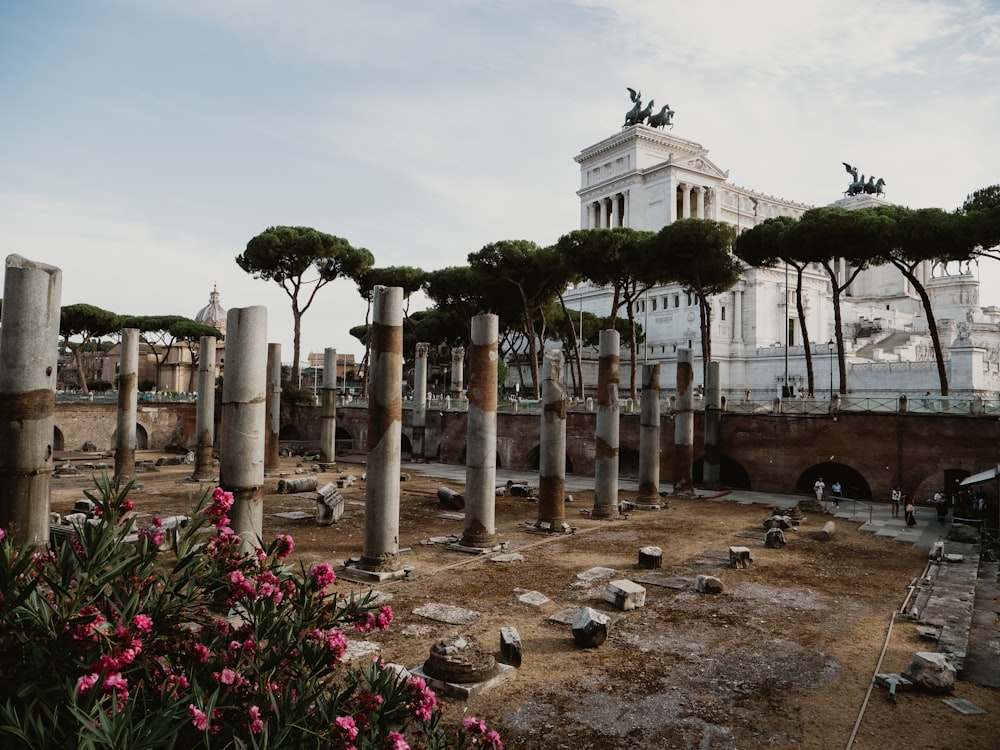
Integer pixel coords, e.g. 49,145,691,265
673,348,695,493
451,346,465,398
361,285,403,572
192,335,216,479
637,362,661,502
115,328,139,481
412,343,428,459
537,349,567,528
593,330,620,518
265,343,281,470
220,306,267,554
0,255,61,547
703,361,722,488
461,314,498,548
320,348,337,463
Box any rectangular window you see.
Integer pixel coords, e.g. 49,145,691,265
674,295,680,308
721,306,726,321
651,298,658,311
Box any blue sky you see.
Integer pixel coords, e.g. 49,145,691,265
3,0,999,364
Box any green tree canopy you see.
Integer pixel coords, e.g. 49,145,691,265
647,219,740,382
236,226,374,383
60,303,121,394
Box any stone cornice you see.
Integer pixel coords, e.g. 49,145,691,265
575,125,706,164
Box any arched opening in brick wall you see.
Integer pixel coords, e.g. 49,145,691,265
400,432,412,455
53,426,65,452
797,462,871,500
618,447,640,478
110,424,149,450
694,456,752,490
279,424,301,441
525,445,574,473
335,426,354,454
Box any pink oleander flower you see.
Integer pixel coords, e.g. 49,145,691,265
407,676,437,721
189,704,208,731
274,534,294,559
103,672,128,695
335,715,359,740
248,705,264,735
0,527,6,541
76,673,99,694
463,716,487,734
215,668,237,685
485,730,503,748
376,605,393,630
133,613,153,633
388,732,410,750
310,563,336,588
192,642,211,663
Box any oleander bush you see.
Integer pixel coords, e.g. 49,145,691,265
0,476,502,750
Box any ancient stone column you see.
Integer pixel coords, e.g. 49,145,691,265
412,342,429,460
320,347,337,464
593,329,620,519
460,314,499,548
0,255,61,547
265,343,281,471
536,349,567,530
219,306,267,554
360,286,404,573
114,328,139,481
702,361,722,489
451,346,465,399
636,362,661,505
673,348,695,494
192,335,216,479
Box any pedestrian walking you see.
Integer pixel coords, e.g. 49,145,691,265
813,477,825,503
890,485,902,518
831,480,842,508
904,496,917,527
935,490,949,525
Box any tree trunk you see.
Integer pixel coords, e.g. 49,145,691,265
558,292,585,399
896,262,949,395
794,266,816,397
626,303,639,401
72,344,90,395
697,292,712,386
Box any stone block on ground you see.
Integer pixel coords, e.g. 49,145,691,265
813,520,836,541
638,546,662,569
695,574,724,594
437,486,465,510
316,483,344,526
729,546,752,569
571,607,610,648
278,476,318,494
412,603,481,625
499,626,522,667
764,527,787,548
902,651,957,693
603,579,646,611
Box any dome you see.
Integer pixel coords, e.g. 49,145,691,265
195,285,227,338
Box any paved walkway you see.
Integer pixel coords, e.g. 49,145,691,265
398,461,1000,687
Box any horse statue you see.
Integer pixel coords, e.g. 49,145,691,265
845,174,866,197
634,98,654,126
648,104,675,129
864,177,887,197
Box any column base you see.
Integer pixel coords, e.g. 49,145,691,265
590,504,620,519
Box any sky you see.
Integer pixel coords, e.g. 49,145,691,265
2,0,999,366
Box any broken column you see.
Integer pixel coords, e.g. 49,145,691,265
320,347,337,464
265,343,281,471
451,346,465,399
219,306,267,554
0,255,62,547
459,314,499,549
536,349,567,531
412,342,428,459
192,335,216,480
673,348,694,494
592,329,620,519
359,285,404,574
636,362,661,506
702,360,721,488
114,327,139,482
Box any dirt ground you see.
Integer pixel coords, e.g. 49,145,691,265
51,454,999,750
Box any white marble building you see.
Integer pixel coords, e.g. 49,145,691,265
560,124,1000,399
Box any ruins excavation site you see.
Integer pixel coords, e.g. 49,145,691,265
50,454,1000,750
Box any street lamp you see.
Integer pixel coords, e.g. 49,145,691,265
827,340,835,400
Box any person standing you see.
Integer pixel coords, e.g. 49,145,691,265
904,495,917,527
813,477,825,503
831,480,842,508
891,485,902,518
935,490,949,525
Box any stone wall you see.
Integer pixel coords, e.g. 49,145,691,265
55,403,197,453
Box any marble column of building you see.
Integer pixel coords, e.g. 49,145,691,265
192,335,216,479
265,343,281,471
622,190,630,227
320,348,337,464
696,186,706,219
115,328,139,482
592,329,620,519
673,348,695,494
731,289,743,342
459,314,499,549
360,285,404,574
600,198,609,228
412,343,428,459
610,193,619,227
451,346,465,398
0,255,61,547
682,184,692,218
220,306,268,555
536,349,567,530
636,362,661,505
